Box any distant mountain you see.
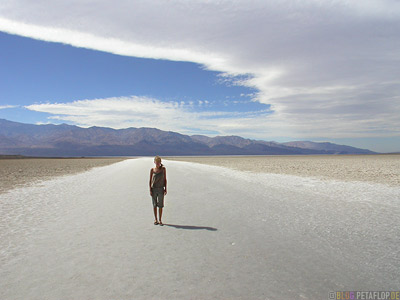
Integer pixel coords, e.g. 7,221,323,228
0,119,377,156
282,141,374,155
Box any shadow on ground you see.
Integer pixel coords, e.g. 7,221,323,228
164,224,217,231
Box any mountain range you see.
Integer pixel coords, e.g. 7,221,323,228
0,119,376,157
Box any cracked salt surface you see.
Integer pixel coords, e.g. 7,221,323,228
1,158,399,299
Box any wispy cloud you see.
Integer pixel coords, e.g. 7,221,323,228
0,105,17,109
2,0,400,139
25,96,272,136
25,95,399,139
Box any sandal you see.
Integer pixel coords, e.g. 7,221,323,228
154,220,159,225
159,221,163,226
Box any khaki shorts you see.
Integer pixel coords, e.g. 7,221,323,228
151,187,164,208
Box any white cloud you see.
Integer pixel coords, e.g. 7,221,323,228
25,95,399,141
2,0,400,139
24,96,272,136
0,105,16,109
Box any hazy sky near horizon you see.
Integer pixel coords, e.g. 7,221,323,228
1,0,399,152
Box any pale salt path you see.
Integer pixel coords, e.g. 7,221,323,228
1,158,399,300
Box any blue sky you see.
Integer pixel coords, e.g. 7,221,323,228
0,31,264,135
1,1,400,152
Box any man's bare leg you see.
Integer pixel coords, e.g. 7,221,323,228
153,207,158,224
159,207,163,225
